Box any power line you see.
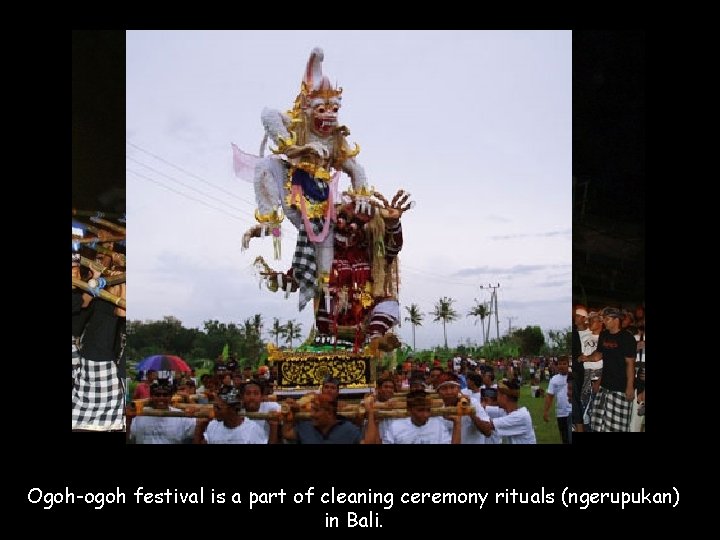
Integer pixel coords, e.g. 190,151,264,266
127,168,252,224
127,155,250,216
126,139,257,208
127,168,297,241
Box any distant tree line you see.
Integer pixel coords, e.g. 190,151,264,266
126,315,303,369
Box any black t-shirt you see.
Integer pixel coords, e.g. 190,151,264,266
79,298,120,362
72,290,91,338
72,290,84,314
571,324,584,386
597,329,637,392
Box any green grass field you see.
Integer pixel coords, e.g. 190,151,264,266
521,380,562,444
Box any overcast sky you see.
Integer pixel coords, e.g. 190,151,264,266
126,30,571,351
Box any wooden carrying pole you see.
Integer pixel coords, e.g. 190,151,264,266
90,216,126,234
127,403,475,419
72,277,126,308
74,234,125,244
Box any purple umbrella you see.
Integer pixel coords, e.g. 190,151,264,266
136,355,191,372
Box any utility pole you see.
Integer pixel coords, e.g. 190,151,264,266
507,316,518,335
480,283,501,340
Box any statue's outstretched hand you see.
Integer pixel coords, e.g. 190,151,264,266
372,189,415,220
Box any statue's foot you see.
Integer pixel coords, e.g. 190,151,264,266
241,225,262,250
377,333,401,352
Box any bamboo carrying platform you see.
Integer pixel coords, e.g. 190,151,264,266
127,400,475,419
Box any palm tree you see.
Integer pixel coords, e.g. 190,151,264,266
270,317,284,347
404,303,424,350
285,319,302,348
431,296,459,348
252,314,264,336
468,300,490,346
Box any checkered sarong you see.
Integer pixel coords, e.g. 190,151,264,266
292,219,323,311
72,357,125,431
72,335,81,379
589,387,632,432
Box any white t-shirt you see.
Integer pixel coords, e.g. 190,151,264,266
580,330,603,369
204,419,267,444
383,417,452,444
547,374,572,417
130,407,196,444
459,403,491,445
492,407,537,444
483,405,506,444
245,401,282,443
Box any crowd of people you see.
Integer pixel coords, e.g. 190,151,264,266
125,353,547,444
572,304,645,433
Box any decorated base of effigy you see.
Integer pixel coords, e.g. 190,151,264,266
267,344,376,394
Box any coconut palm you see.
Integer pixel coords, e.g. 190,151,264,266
468,300,490,346
252,313,264,336
284,319,302,348
431,296,459,348
270,317,285,347
404,303,424,350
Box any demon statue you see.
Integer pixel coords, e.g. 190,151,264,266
235,47,413,354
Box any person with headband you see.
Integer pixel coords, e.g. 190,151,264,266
127,380,196,444
364,390,461,444
194,389,266,444
435,374,489,445
586,307,637,432
475,380,537,444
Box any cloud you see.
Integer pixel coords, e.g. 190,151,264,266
166,114,206,142
537,280,569,288
486,214,512,223
454,264,547,277
490,228,572,240
502,297,572,309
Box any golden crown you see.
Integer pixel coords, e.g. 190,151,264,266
300,81,343,103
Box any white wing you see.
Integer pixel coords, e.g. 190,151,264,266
231,143,260,183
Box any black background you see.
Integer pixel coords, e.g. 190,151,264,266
24,30,684,526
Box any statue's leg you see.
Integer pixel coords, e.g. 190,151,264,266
314,227,335,336
243,158,289,249
253,157,285,215
367,299,401,351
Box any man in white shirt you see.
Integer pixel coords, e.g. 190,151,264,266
365,390,461,444
543,356,572,444
475,380,536,444
194,389,267,444
127,380,197,444
437,375,488,444
241,379,281,443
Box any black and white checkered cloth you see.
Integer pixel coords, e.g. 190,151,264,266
72,357,125,431
589,387,632,432
292,219,324,311
72,335,80,379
